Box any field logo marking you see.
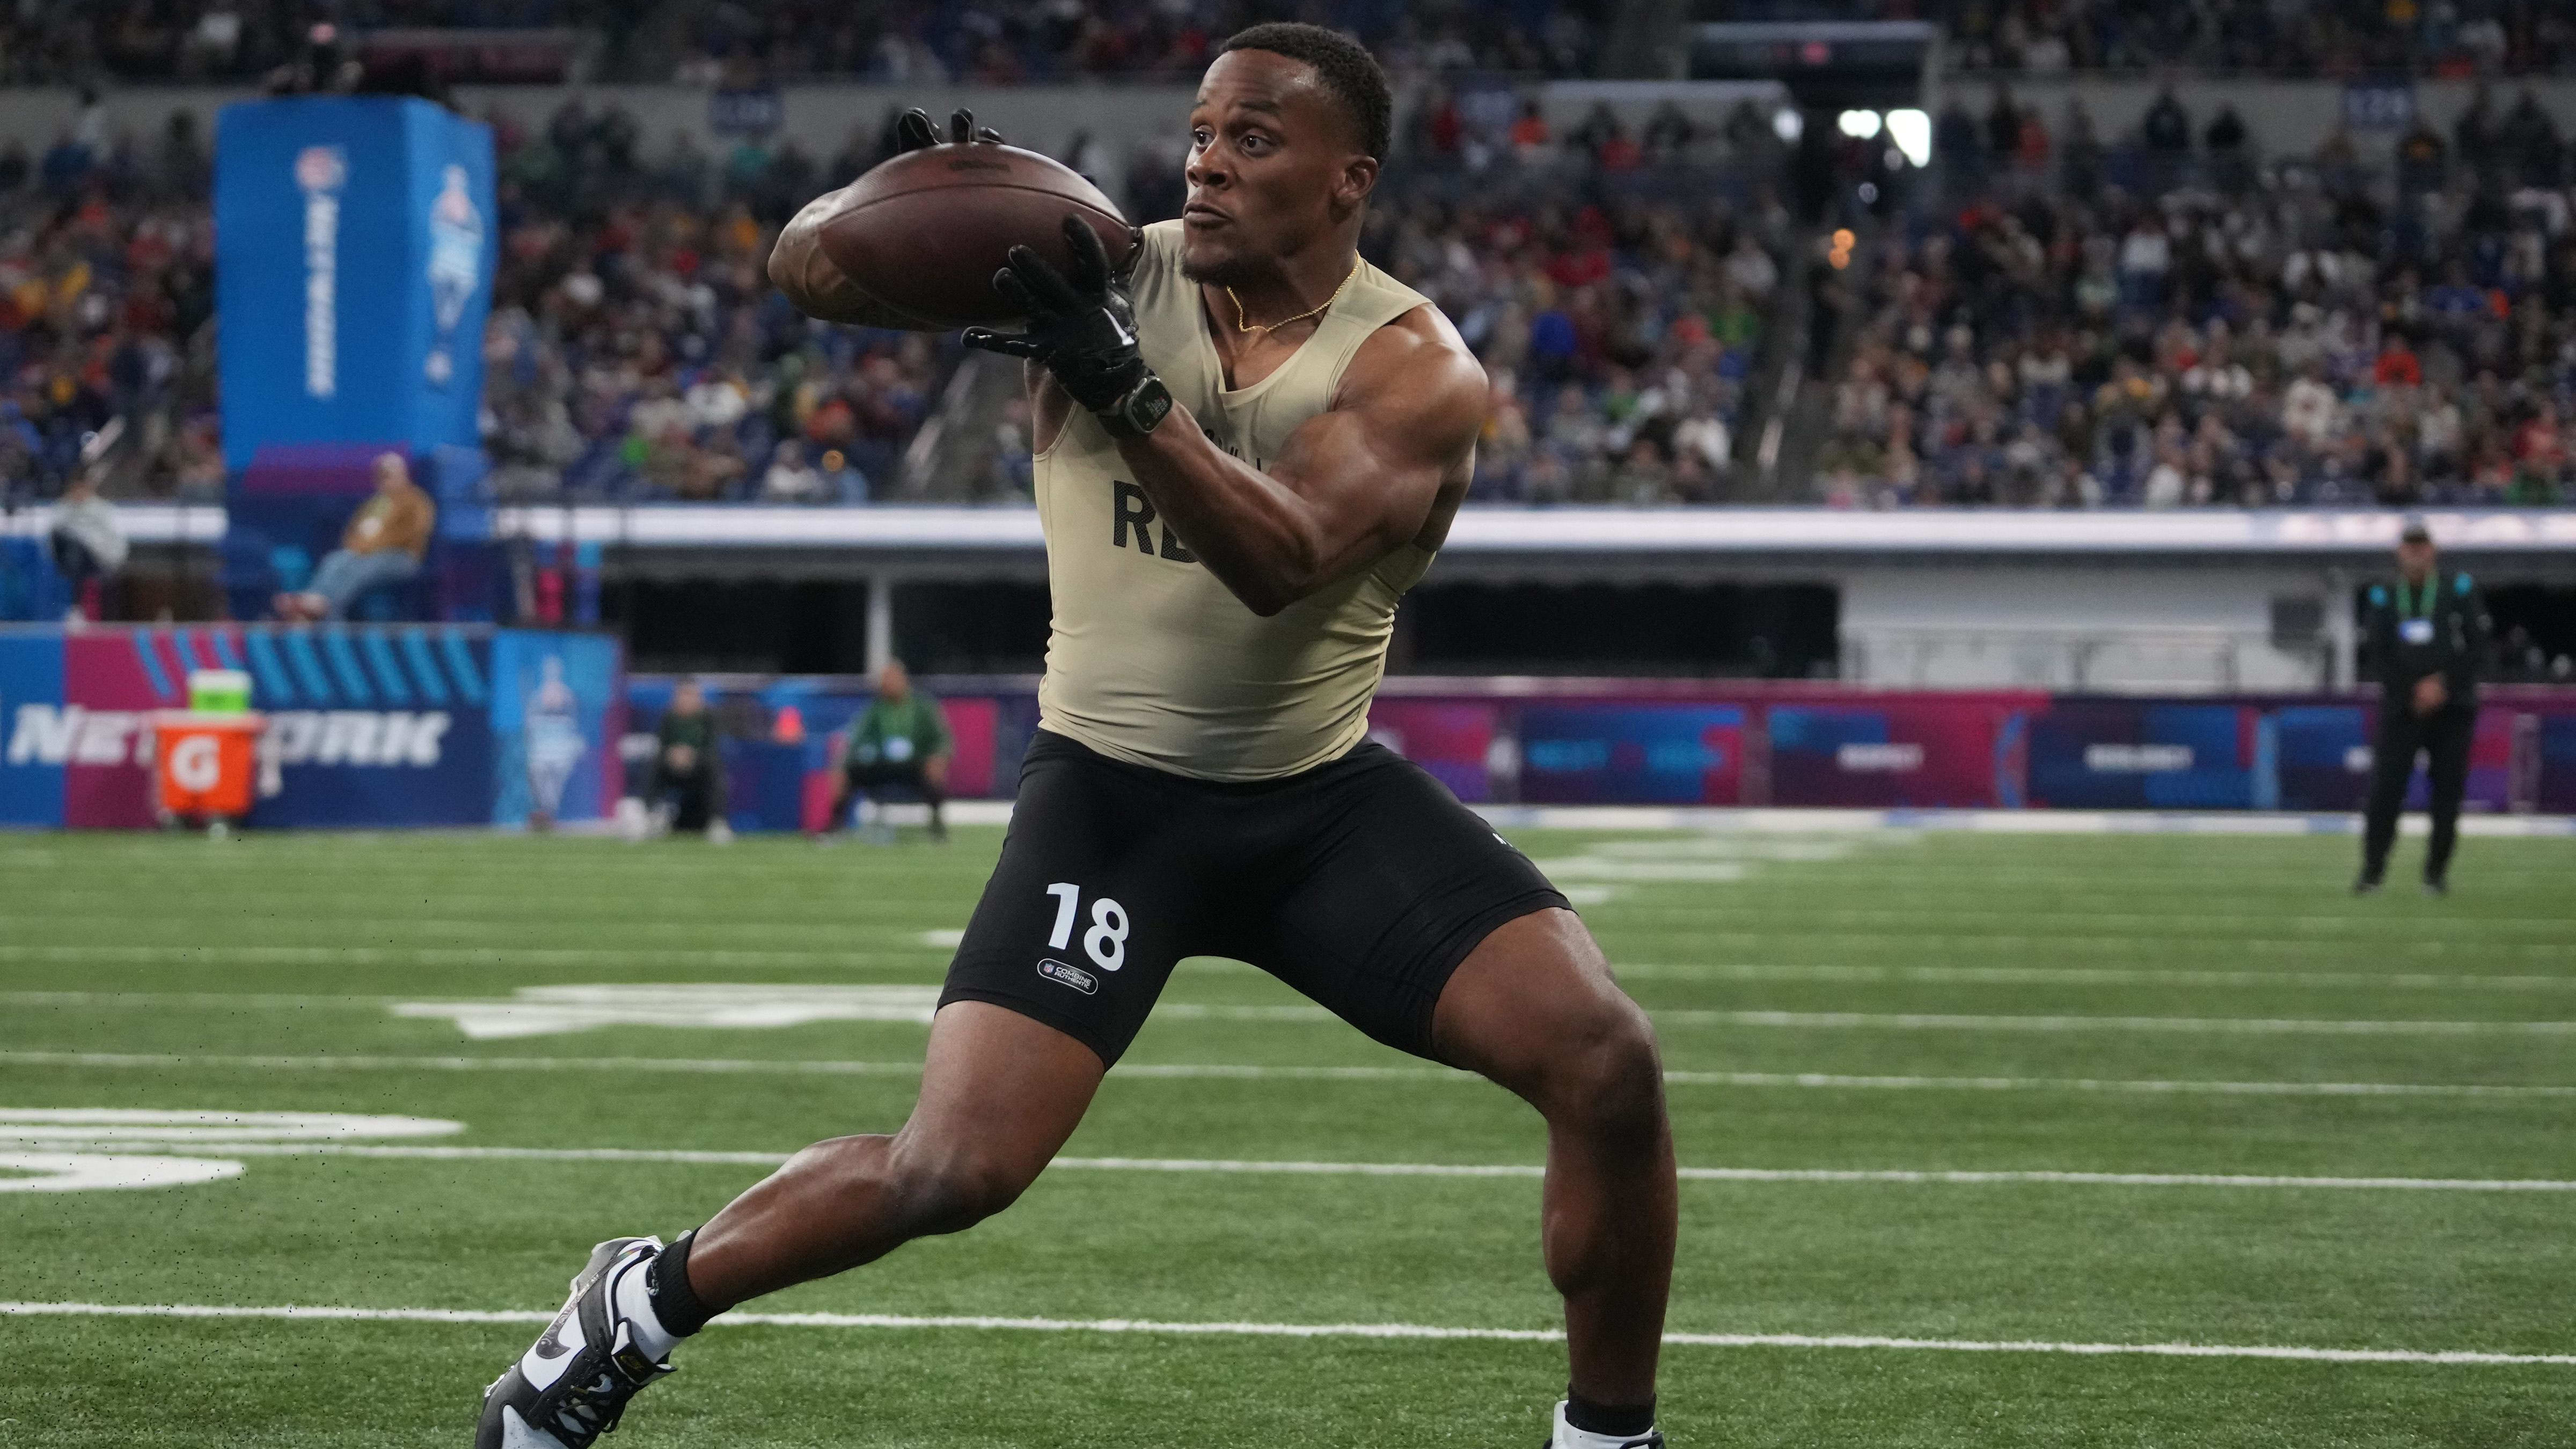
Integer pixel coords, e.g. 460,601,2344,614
0,1109,459,1193
390,984,943,1040
1532,832,1883,900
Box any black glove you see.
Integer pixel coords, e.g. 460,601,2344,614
894,106,1002,151
963,215,1157,419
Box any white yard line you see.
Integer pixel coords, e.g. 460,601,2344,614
15,947,2575,991
1472,806,2576,837
1,1300,2567,1366
1650,1011,2576,1034
11,990,2575,1035
1614,963,2576,992
17,1141,2570,1192
9,1051,2576,1100
0,945,944,968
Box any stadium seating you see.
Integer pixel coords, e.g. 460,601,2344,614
2,3,2572,514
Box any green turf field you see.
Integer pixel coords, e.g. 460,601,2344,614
3,823,2572,1446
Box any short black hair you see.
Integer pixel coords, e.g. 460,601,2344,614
1219,22,1391,162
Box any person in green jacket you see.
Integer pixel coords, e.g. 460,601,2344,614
825,660,951,841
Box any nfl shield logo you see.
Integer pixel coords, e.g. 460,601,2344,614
294,145,345,193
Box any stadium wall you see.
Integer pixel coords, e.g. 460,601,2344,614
636,674,2576,829
0,624,622,829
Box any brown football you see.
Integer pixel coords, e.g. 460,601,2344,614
814,142,1137,329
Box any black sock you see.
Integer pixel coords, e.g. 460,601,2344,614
647,1230,716,1337
1565,1390,1655,1438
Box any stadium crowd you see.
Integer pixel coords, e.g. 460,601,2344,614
3,78,2575,512
0,107,223,508
9,0,2571,87
0,87,1772,510
0,0,1599,86
1372,188,1775,505
1814,87,2576,508
474,100,946,506
673,0,1597,87
1943,0,2574,78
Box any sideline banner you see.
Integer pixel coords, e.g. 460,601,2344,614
2028,701,2265,811
490,632,624,828
0,626,615,828
1763,698,2026,809
1517,705,1744,806
0,632,64,825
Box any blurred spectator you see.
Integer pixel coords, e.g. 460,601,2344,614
759,440,826,503
46,471,125,622
648,678,728,839
276,453,433,621
823,660,950,844
2140,87,2192,156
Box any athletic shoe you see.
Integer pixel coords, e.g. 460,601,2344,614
2423,877,2448,897
1545,1401,1665,1447
2352,875,2382,895
477,1236,674,1448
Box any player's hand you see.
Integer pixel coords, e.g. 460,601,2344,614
962,215,1153,416
894,106,1001,150
2413,674,2447,716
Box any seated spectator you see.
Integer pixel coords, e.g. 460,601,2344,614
275,453,433,622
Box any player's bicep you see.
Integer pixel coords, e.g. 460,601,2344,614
1269,338,1483,568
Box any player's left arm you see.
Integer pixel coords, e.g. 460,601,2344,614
1113,311,1484,617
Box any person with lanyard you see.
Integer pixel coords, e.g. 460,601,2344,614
2356,520,2490,895
824,658,952,843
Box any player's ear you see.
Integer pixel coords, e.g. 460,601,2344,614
1336,155,1378,212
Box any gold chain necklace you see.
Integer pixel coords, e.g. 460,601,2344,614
1226,258,1360,339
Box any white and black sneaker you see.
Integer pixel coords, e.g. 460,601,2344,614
477,1237,675,1448
1546,1400,1666,1447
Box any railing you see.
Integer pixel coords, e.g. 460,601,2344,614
1844,626,2331,692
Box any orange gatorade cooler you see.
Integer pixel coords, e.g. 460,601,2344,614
152,711,265,821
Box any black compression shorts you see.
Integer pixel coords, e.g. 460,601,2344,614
939,730,1570,1066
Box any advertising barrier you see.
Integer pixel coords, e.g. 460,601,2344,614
16,646,2572,827
625,679,2576,828
0,625,617,828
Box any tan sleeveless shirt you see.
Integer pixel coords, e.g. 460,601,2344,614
1033,220,1439,782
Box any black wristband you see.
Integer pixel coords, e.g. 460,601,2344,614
1097,375,1173,440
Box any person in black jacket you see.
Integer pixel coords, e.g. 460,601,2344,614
2357,522,2490,895
648,679,729,840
